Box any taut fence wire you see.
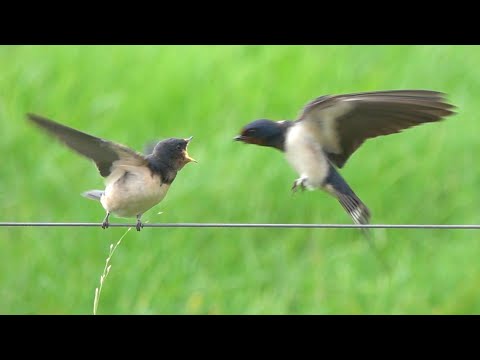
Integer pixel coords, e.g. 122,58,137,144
1,222,480,229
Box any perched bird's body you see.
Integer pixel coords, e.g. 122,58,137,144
28,114,196,231
98,164,170,218
235,90,456,225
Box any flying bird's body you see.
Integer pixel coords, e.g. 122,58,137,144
28,114,196,231
235,90,456,225
284,121,329,189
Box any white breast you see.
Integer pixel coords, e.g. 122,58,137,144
284,122,329,189
100,165,170,218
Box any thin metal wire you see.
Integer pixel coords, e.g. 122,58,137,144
0,222,480,229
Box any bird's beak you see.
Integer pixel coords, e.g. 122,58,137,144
233,134,263,146
184,136,197,163
184,152,197,163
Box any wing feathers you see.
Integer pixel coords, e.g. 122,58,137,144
297,90,456,168
27,113,146,177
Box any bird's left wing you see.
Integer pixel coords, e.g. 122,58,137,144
27,113,147,177
296,90,456,168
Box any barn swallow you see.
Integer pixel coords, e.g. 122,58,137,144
27,114,196,231
234,90,456,225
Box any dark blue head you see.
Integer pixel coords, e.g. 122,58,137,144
234,119,291,151
150,136,196,171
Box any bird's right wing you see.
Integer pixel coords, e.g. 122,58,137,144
143,140,160,155
27,113,147,177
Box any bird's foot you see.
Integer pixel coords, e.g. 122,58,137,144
102,212,110,229
136,219,144,232
291,176,308,193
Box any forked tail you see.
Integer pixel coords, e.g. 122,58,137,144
82,190,104,201
324,165,391,272
323,165,371,225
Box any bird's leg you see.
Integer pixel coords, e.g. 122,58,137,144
136,214,144,232
102,212,110,229
291,176,308,193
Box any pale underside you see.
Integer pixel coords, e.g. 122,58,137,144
284,122,330,190
100,163,170,218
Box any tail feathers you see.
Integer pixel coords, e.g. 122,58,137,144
324,165,371,225
332,181,391,271
324,165,390,271
82,190,104,201
336,192,371,225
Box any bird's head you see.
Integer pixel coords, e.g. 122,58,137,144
234,119,289,151
153,136,196,171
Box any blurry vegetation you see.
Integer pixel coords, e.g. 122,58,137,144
0,45,478,314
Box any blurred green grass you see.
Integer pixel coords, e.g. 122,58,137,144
0,45,479,314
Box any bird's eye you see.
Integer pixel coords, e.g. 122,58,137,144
246,129,256,135
176,144,182,151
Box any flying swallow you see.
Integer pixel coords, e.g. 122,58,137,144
27,114,196,231
234,90,456,225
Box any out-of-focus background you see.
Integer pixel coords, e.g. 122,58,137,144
0,45,477,314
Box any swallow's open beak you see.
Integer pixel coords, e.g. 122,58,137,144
184,152,197,163
184,136,197,163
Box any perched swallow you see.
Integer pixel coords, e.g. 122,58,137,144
234,90,456,225
27,114,196,231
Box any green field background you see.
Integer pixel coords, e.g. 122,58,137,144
0,45,478,314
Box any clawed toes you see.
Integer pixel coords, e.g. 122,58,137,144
291,182,298,192
136,222,144,231
291,178,307,193
101,221,109,229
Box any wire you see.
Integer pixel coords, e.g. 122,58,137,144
0,222,480,229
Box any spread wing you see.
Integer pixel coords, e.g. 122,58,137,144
143,140,160,155
27,113,147,177
296,90,456,168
